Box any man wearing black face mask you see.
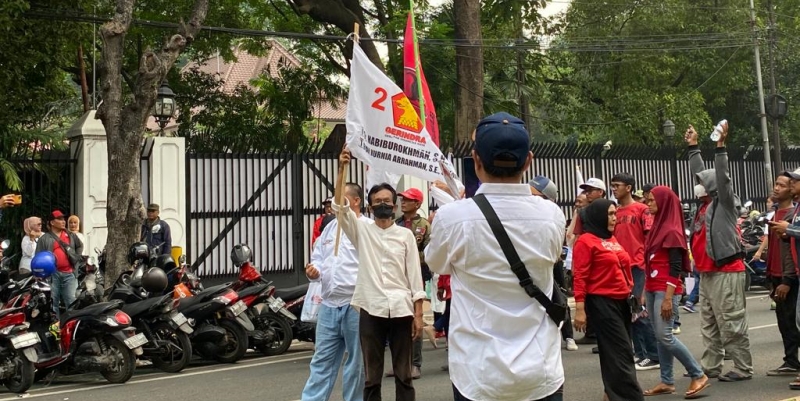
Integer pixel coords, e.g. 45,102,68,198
332,148,426,401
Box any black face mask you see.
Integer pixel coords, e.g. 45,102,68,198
372,203,394,219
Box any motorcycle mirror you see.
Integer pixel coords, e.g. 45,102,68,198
0,240,9,251
179,255,186,264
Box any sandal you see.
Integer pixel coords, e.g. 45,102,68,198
685,375,710,399
790,376,800,390
643,384,676,396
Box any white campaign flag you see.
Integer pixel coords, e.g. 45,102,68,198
346,44,450,183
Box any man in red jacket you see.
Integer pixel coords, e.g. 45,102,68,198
611,173,660,371
311,197,333,246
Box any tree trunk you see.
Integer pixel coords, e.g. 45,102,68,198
96,0,209,286
453,0,483,143
288,0,385,72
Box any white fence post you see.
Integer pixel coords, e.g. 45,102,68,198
147,137,187,253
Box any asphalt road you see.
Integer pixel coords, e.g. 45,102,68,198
1,289,799,401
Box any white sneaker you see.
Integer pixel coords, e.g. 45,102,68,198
673,326,681,335
565,338,578,351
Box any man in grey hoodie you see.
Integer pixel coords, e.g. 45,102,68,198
685,124,753,382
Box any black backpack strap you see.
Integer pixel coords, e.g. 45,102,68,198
473,194,563,323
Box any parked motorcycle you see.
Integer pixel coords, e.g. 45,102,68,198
25,251,146,384
93,246,194,373
228,244,297,356
273,283,315,344
0,240,40,393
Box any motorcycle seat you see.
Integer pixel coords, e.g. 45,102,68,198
193,284,231,299
274,284,308,301
236,284,269,299
122,295,171,319
61,300,124,324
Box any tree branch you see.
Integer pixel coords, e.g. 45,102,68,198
310,38,349,75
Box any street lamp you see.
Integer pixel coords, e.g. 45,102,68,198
663,119,679,193
154,80,176,135
662,119,676,139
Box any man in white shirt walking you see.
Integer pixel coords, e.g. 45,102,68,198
301,182,369,401
426,112,566,401
333,149,426,401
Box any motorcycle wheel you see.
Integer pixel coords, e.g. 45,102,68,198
99,336,137,384
150,323,192,373
213,319,248,363
4,352,34,393
256,311,293,356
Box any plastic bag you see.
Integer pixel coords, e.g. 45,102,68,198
301,281,323,323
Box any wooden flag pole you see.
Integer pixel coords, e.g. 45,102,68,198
333,22,360,256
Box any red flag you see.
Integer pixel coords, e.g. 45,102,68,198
403,12,440,146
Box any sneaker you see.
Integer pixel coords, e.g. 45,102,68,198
681,303,696,313
673,326,681,335
767,363,800,376
635,358,661,371
565,338,579,351
718,370,752,382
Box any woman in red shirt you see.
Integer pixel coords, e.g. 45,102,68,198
573,199,644,401
643,186,710,398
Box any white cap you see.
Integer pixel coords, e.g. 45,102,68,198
580,178,607,192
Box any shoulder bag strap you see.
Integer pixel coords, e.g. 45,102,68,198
473,194,558,314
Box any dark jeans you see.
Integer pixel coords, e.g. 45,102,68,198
687,271,700,304
772,277,800,368
631,267,659,361
453,384,564,401
360,310,415,401
586,295,644,401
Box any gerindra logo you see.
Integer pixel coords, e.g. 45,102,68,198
391,93,422,133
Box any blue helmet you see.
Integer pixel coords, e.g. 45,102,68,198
31,251,57,278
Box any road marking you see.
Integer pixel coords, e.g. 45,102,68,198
0,352,314,400
750,323,778,330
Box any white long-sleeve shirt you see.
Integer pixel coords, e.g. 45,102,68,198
310,216,372,308
19,235,37,272
333,199,425,318
425,183,566,401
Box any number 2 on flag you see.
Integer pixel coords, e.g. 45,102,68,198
371,87,387,111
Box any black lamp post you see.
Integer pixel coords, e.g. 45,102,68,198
154,80,176,135
766,94,788,171
663,119,679,193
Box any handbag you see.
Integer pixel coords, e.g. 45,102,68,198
472,194,568,326
300,281,323,323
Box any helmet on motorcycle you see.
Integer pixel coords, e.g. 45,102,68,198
230,244,252,267
31,251,57,278
141,267,168,293
127,242,150,265
154,254,176,271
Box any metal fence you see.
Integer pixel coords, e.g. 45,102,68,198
185,141,800,278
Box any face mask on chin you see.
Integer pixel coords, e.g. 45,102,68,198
372,203,394,219
694,184,707,199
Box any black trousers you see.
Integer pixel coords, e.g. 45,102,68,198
586,295,644,401
360,310,415,401
771,277,800,368
453,384,564,401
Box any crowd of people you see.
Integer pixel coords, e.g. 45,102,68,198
0,200,172,319
293,111,800,401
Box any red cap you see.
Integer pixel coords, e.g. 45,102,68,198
398,188,424,202
50,210,66,220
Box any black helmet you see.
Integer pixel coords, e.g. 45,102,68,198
230,244,252,267
141,267,168,293
127,242,150,265
154,254,176,271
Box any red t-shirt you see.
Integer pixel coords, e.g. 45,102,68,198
572,233,633,302
691,203,746,273
52,231,73,273
614,202,652,269
767,207,792,278
645,249,683,293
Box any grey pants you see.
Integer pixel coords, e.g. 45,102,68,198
698,271,754,375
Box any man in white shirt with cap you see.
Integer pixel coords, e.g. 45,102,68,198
427,112,566,401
